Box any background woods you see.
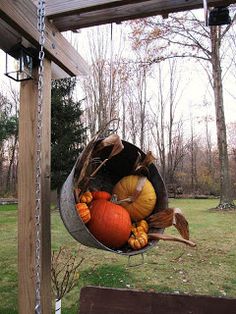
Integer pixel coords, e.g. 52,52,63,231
0,85,18,196
0,8,235,204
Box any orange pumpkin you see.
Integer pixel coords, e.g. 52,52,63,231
113,175,156,221
88,199,132,249
91,191,111,201
76,203,91,224
80,191,93,203
128,229,148,250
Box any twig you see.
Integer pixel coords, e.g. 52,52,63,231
90,158,109,177
51,247,84,300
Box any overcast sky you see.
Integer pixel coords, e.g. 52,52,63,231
0,16,235,143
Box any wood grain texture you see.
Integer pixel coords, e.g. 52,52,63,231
18,67,38,314
40,58,52,314
37,0,234,30
18,60,52,314
33,0,154,17
0,18,70,79
79,286,236,314
0,0,89,76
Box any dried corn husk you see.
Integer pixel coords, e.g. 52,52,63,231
148,233,196,247
74,133,102,189
147,208,189,240
132,151,156,176
94,134,124,159
90,134,124,177
74,130,124,193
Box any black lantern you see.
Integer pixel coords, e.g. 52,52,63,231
208,6,231,26
5,44,34,81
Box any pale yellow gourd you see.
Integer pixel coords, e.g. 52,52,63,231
113,175,156,221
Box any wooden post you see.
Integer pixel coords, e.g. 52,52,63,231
18,59,52,313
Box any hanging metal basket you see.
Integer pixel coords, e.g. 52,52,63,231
59,139,168,256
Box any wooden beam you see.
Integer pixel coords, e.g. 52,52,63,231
0,0,89,76
18,59,52,314
41,0,235,31
79,286,236,314
33,0,154,18
0,18,70,79
40,59,52,313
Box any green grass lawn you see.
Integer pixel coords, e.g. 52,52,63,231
1,199,236,313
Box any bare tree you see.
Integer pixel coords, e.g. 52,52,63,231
130,10,236,208
150,63,166,180
149,59,187,188
227,122,236,197
5,84,19,194
0,85,19,196
82,26,127,137
131,57,150,150
189,112,199,194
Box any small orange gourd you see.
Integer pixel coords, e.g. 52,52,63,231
80,191,93,204
76,202,91,224
128,229,148,250
91,191,111,201
136,220,149,233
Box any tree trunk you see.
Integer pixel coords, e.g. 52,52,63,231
157,64,166,181
190,122,195,193
139,66,147,151
5,135,18,194
211,26,235,209
122,95,126,140
205,116,213,176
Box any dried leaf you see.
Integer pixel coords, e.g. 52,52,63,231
74,188,81,204
95,134,124,159
147,208,174,228
74,124,111,190
132,152,142,171
74,135,100,188
74,132,124,193
147,208,189,240
133,151,156,176
87,134,124,178
174,213,189,240
141,151,156,166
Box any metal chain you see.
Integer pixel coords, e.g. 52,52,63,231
35,1,46,313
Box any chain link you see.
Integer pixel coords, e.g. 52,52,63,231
35,1,46,313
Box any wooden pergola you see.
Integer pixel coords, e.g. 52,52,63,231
0,1,235,313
